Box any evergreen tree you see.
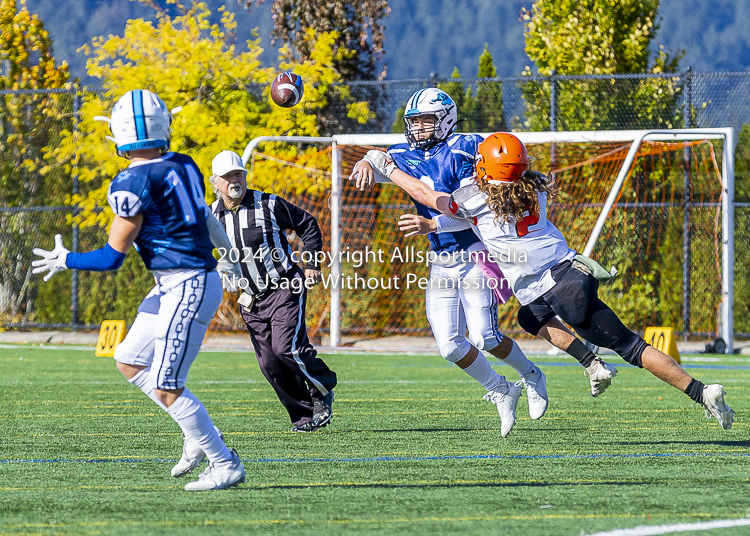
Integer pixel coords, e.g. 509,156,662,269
461,44,506,132
391,46,506,134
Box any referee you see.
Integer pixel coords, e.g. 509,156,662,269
209,150,337,432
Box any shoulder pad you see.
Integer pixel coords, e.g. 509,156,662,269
107,169,147,218
446,135,461,147
448,182,491,219
449,133,481,148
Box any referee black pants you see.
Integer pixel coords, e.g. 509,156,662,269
241,269,337,426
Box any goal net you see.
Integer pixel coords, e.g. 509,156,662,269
211,130,733,350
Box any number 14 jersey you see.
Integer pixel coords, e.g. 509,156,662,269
106,152,217,272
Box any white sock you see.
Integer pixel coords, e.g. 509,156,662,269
499,340,535,378
128,368,168,411
462,352,505,392
167,389,232,466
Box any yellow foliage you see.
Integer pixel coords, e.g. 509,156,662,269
50,1,372,229
0,0,69,90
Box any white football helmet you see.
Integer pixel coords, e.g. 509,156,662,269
95,90,173,157
403,87,458,150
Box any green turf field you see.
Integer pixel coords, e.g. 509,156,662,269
0,345,748,536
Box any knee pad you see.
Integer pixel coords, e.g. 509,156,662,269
468,330,502,352
582,301,646,368
517,305,551,336
612,332,647,368
113,340,142,365
113,313,156,367
438,339,473,363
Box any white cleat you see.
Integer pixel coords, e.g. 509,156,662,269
171,426,224,478
517,367,549,420
184,449,246,491
584,358,618,397
703,384,734,430
484,379,522,438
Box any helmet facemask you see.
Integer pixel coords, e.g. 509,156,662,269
403,88,458,151
404,114,440,150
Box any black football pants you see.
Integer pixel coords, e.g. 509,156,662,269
241,270,337,426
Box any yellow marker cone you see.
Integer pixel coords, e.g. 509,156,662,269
95,320,128,357
644,327,681,364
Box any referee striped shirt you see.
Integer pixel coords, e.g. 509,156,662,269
211,190,323,296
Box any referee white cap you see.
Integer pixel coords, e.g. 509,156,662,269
212,150,247,177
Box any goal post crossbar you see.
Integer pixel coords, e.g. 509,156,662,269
241,128,735,351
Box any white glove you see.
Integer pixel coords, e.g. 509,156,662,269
363,149,397,178
32,234,70,282
217,260,242,291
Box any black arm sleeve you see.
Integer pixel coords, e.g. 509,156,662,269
274,197,324,269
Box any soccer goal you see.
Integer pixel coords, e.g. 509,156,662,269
235,129,734,352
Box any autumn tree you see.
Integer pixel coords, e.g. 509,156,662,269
521,0,683,131
243,0,389,81
45,0,372,324
0,0,70,320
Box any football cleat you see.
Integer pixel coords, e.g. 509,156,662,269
313,390,334,428
171,426,224,478
291,422,320,432
702,384,734,430
516,367,548,420
184,449,245,491
484,379,522,438
584,358,618,397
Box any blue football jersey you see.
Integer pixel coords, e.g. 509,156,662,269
107,152,217,271
389,134,482,253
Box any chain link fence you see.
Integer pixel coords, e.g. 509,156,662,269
2,70,749,340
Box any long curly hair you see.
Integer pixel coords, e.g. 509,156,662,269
475,171,557,223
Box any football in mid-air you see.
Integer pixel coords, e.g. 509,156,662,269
270,72,304,108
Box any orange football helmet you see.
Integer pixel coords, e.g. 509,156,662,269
475,132,529,183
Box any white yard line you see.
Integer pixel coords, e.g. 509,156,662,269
585,518,750,536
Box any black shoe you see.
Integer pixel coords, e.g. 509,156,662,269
313,390,334,428
291,421,319,432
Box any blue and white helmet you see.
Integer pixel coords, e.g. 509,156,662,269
96,90,173,157
403,87,458,150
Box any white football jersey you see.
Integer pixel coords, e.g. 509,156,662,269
447,176,575,305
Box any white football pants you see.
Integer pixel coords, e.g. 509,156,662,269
425,259,504,363
114,270,223,390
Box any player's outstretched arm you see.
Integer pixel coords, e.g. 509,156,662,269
32,214,141,281
398,213,473,237
349,148,399,191
349,149,457,217
397,214,436,237
389,168,455,215
107,214,142,253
